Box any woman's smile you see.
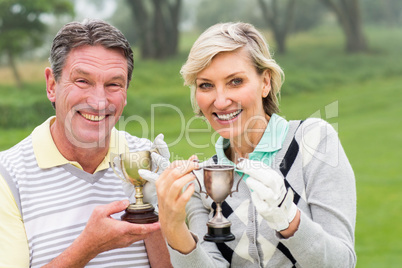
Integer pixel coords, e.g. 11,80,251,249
214,109,243,122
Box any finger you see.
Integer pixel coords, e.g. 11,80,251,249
138,169,159,183
188,155,198,162
166,172,196,201
163,183,195,220
179,183,195,203
97,200,129,217
169,160,188,168
143,181,157,205
236,158,270,176
237,159,282,188
169,159,199,174
156,160,198,195
251,191,271,215
152,134,170,159
151,152,170,171
246,177,276,204
169,155,199,169
127,221,161,236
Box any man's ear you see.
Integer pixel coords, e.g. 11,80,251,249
45,67,56,103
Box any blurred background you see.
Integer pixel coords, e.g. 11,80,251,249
0,0,401,266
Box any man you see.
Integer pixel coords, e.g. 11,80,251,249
0,19,171,267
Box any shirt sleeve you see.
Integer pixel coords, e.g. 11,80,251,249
0,174,30,267
168,181,229,268
281,119,357,268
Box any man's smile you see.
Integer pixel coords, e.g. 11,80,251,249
79,112,106,122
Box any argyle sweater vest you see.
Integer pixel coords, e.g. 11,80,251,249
0,132,152,267
211,120,303,267
174,118,356,267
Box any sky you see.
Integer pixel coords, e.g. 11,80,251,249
75,0,117,20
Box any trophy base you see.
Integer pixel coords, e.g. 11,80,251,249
121,205,159,224
204,226,235,243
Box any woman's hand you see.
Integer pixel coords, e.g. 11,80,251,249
237,158,299,236
155,155,199,254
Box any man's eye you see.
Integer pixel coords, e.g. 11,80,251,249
77,79,88,84
230,78,243,86
108,83,125,90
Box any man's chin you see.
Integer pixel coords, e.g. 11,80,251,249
68,132,110,149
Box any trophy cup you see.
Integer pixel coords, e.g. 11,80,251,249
110,150,159,224
194,165,243,242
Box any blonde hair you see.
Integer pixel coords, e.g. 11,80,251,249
180,22,284,116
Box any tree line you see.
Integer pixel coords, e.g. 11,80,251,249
1,0,401,87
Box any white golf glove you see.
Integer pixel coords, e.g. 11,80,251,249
123,134,171,208
236,158,298,232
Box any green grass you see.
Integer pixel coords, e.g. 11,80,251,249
0,25,401,267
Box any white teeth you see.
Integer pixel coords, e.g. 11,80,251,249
81,113,106,122
216,110,242,121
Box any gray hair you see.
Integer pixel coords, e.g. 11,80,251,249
49,19,133,85
180,22,284,116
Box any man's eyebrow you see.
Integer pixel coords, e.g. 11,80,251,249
72,69,126,82
110,75,126,81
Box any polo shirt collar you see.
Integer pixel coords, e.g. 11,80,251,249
215,113,288,164
32,116,127,173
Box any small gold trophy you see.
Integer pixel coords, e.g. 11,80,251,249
111,150,158,224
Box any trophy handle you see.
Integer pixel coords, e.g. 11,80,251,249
229,173,245,197
192,171,209,198
110,152,125,182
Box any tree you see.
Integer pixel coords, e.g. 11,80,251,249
126,0,181,59
319,0,368,53
291,0,326,33
361,0,402,26
258,0,296,54
0,0,74,88
195,0,264,32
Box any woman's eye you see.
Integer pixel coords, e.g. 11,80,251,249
230,78,243,86
198,82,213,89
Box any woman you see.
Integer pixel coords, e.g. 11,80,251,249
154,22,356,267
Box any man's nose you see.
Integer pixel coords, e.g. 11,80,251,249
87,85,108,110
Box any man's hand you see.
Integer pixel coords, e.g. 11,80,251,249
44,200,160,267
236,158,298,232
82,200,160,251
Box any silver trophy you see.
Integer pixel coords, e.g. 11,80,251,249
195,165,243,242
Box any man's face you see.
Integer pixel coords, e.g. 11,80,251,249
46,45,128,150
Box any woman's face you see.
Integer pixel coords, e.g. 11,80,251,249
195,48,271,144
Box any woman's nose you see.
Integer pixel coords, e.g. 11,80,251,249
213,89,232,110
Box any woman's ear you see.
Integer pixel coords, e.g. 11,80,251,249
45,67,56,103
261,69,271,98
